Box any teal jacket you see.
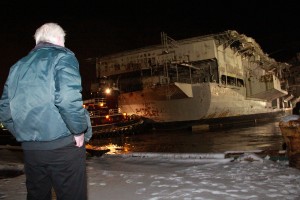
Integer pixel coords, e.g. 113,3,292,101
0,42,92,150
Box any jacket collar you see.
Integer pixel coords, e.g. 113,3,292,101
31,41,74,55
33,42,62,50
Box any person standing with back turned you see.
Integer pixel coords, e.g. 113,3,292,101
0,22,92,200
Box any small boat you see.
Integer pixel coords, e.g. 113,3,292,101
83,88,145,138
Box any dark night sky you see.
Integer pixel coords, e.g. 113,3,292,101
1,0,300,96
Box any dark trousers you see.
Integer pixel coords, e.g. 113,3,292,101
23,143,87,200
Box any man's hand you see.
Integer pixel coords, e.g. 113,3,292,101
74,133,84,147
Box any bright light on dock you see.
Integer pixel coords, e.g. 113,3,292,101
105,88,111,95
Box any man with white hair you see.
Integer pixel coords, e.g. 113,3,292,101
0,22,92,200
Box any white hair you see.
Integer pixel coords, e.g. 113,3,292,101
34,23,66,47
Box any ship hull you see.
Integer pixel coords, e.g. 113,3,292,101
119,82,289,129
151,111,288,130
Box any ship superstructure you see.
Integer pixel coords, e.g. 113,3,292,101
93,30,291,128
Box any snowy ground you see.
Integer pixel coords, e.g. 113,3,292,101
1,149,300,200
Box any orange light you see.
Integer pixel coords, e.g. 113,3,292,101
105,115,109,119
105,88,111,94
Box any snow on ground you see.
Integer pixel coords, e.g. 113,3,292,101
1,150,300,200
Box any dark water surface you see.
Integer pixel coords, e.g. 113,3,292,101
89,121,285,154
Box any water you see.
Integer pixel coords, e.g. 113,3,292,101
88,121,285,154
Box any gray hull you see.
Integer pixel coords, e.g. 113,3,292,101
119,82,287,123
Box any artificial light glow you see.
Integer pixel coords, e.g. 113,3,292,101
105,88,111,94
100,102,104,107
105,115,109,119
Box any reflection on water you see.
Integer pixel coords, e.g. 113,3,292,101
86,143,126,154
88,121,285,154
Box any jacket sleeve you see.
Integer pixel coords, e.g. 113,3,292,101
54,53,92,140
0,80,16,136
84,108,93,141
